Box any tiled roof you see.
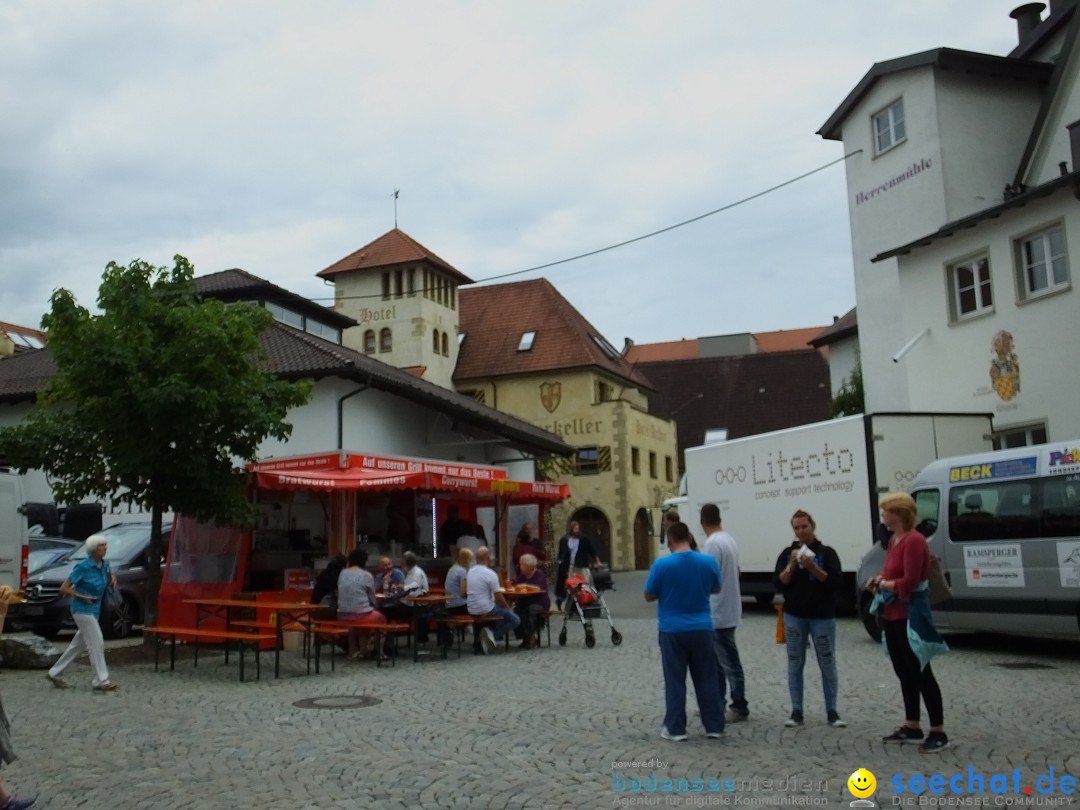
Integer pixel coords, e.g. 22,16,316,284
624,339,699,364
0,321,45,341
194,268,356,329
753,327,827,353
638,350,831,468
316,228,473,285
0,349,56,403
455,279,653,389
810,308,857,347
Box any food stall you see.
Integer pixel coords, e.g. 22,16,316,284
158,450,568,627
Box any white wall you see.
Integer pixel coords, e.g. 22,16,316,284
826,336,859,399
895,189,1080,439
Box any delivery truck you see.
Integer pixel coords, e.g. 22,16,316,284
681,412,994,609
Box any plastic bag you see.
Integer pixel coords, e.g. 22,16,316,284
775,603,785,643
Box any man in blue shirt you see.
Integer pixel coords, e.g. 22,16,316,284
644,521,724,741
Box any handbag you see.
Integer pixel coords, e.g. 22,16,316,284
103,583,123,614
775,603,785,643
927,555,951,606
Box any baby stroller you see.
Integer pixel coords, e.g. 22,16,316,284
559,563,622,648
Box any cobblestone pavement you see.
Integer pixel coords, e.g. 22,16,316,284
2,591,1078,810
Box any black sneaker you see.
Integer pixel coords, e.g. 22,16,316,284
919,732,949,753
827,711,847,728
783,711,803,727
883,726,924,743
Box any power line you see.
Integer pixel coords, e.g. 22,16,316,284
311,150,861,303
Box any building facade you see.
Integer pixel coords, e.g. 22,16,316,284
820,2,1080,445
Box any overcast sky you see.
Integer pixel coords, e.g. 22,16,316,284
1,1,1031,347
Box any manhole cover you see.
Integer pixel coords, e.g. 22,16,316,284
994,662,1054,670
293,695,382,710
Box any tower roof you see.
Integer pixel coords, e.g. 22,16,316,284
316,228,473,284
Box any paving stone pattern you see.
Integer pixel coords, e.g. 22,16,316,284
2,597,1078,809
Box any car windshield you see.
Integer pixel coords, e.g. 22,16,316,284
67,525,152,562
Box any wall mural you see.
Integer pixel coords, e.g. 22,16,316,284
989,329,1020,402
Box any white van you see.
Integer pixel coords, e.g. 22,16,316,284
898,442,1080,640
0,469,29,594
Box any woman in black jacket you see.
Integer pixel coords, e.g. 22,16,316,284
773,510,845,729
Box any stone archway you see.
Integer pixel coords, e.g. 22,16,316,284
569,506,610,564
633,507,652,570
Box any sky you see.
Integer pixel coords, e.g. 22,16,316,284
0,0,1032,347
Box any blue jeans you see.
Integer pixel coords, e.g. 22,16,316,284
712,628,748,715
658,630,724,736
485,605,521,641
783,615,838,714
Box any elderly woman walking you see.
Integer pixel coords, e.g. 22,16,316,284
46,534,118,692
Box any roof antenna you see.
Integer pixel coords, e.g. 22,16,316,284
393,188,400,228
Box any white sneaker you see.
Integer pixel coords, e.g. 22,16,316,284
660,727,688,742
705,731,724,739
480,627,496,654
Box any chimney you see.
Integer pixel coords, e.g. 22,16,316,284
1068,119,1080,175
1010,3,1046,43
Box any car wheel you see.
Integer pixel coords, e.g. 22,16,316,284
859,592,882,642
102,594,137,639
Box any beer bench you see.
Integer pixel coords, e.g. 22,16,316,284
143,625,276,682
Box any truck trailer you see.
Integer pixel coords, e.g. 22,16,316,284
681,412,994,608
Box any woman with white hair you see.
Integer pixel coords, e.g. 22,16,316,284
46,533,118,692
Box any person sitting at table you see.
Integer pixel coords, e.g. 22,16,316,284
311,555,347,608
514,553,551,649
336,548,386,659
466,546,520,654
438,547,473,649
512,524,546,577
455,523,482,556
401,551,429,596
374,556,406,597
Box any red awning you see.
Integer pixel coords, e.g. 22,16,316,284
249,452,569,503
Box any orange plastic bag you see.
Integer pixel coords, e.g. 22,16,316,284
775,604,785,644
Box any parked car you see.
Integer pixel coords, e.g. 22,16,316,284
27,536,81,575
10,522,172,640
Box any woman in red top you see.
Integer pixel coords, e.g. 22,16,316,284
867,492,948,753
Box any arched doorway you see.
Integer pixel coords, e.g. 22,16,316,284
633,507,652,570
569,506,610,564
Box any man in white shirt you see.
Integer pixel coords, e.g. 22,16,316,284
701,503,749,722
401,552,429,596
465,546,520,653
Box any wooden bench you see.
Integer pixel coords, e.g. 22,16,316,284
437,614,506,658
143,625,276,682
308,620,412,669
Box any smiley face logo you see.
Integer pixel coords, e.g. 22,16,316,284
848,768,876,799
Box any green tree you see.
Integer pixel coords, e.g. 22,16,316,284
0,256,310,631
830,358,864,417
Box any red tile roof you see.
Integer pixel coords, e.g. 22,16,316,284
456,279,652,389
624,339,699,364
753,327,828,353
316,228,473,284
810,308,857,347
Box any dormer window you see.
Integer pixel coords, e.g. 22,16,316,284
518,331,536,351
591,334,620,361
873,99,906,155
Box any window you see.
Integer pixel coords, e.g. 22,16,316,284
913,489,941,537
631,447,640,475
518,331,536,352
264,302,302,329
423,269,430,299
665,456,673,483
596,381,613,403
649,452,658,479
573,447,602,475
379,328,392,353
394,270,403,298
450,284,456,310
363,330,376,354
703,429,728,445
992,424,1047,450
591,334,621,361
432,329,441,353
407,268,416,296
1016,226,1069,298
873,99,905,155
305,319,341,344
441,332,448,356
382,272,390,301
459,389,486,404
948,255,993,321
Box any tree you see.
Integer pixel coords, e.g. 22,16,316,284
830,357,864,417
0,256,311,631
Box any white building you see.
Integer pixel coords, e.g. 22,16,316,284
820,1,1080,446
